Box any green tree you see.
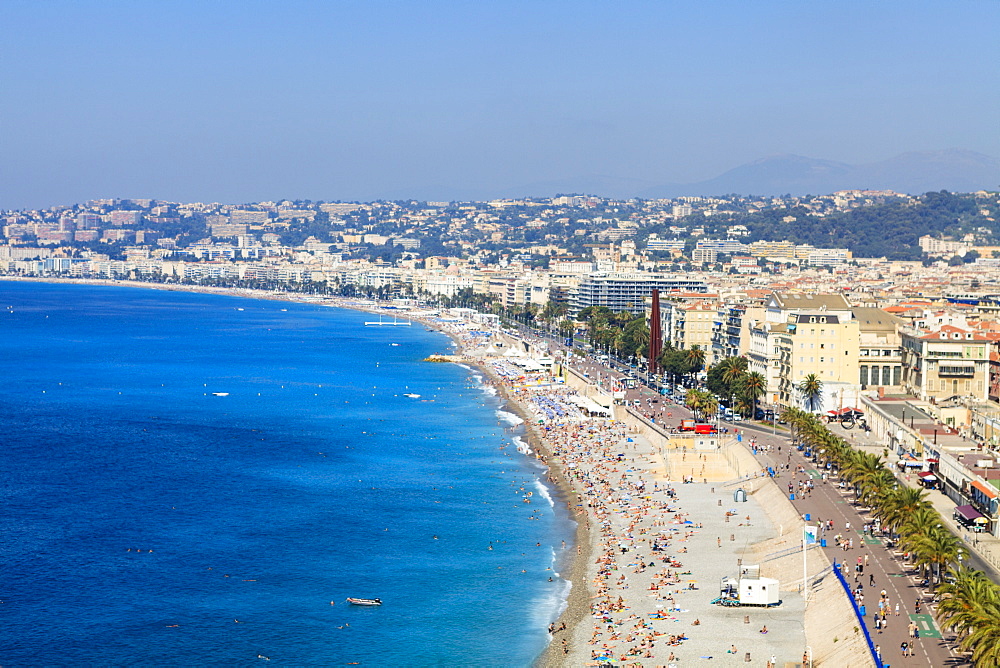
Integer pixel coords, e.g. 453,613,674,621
798,373,824,412
684,345,707,381
737,371,767,420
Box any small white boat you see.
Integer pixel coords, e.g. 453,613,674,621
346,597,382,606
212,392,230,397
404,393,421,399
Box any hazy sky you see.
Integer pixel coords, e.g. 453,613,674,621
2,0,997,209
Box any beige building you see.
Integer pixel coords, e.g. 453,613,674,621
901,324,991,402
667,300,718,353
854,307,905,394
750,293,861,410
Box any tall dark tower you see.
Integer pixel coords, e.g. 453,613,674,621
648,289,662,375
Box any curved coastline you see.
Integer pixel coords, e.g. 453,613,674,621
4,276,872,666
3,276,587,665
488,380,592,668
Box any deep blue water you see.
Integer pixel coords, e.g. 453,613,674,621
0,282,574,667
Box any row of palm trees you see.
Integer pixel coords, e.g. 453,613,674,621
781,408,1000,665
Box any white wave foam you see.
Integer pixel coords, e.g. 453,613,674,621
496,409,523,426
514,436,532,455
532,576,573,634
533,479,554,507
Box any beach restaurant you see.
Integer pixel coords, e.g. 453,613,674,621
954,504,988,532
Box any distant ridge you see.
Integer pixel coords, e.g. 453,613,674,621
500,149,999,200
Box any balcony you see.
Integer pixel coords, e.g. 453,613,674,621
939,366,975,377
927,350,964,359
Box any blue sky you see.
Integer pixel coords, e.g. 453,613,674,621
2,0,997,209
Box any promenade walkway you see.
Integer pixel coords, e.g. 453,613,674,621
740,422,970,668
830,421,1000,579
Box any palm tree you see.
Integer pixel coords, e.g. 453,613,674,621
963,615,1000,667
897,506,946,577
738,371,767,420
714,356,747,411
798,373,823,413
631,324,650,361
685,345,706,383
700,393,719,422
720,357,747,389
877,486,931,535
685,388,706,419
937,565,1000,656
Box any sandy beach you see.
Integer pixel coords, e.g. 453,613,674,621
456,339,870,667
5,277,869,666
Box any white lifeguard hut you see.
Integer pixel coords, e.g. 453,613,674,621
717,565,781,607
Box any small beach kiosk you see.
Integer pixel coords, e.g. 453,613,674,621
713,565,781,607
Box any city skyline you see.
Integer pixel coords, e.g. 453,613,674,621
2,1,998,210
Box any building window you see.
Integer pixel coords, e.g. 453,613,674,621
893,366,901,385
860,365,868,386
883,366,892,385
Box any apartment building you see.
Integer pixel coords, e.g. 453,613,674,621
661,299,718,353
711,304,765,363
570,273,708,315
901,325,991,402
750,293,860,410
854,307,904,393
109,210,141,226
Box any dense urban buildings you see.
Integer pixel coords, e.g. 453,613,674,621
6,190,1000,538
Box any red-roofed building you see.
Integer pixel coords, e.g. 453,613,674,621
901,324,991,402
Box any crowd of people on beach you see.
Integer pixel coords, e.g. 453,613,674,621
538,419,708,666
452,331,807,667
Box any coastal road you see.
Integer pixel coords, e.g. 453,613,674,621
530,340,970,666
740,425,968,668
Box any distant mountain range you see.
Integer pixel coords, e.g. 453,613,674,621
503,148,1000,200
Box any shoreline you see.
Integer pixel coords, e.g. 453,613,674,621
4,276,860,666
488,381,593,668
5,275,590,664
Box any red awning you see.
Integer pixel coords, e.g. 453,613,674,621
917,471,934,478
972,480,998,499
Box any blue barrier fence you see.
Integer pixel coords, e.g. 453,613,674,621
832,560,883,667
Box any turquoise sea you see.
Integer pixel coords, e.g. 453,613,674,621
0,281,575,666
